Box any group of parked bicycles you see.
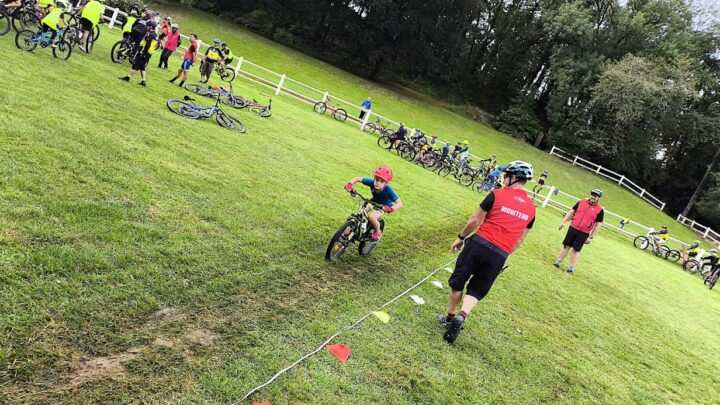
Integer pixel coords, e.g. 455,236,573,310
2,0,100,59
633,230,719,289
165,82,273,133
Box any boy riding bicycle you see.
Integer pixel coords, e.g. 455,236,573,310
344,167,403,242
681,240,701,263
649,226,669,253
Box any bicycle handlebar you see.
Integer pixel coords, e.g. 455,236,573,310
347,188,384,209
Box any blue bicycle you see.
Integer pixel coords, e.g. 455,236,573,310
15,27,72,60
166,94,246,134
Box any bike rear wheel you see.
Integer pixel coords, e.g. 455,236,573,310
457,168,476,187
358,218,384,256
219,67,235,82
633,236,649,250
110,40,129,63
313,102,327,114
166,99,201,119
216,111,246,133
683,260,699,273
363,123,376,134
325,219,356,261
15,29,36,51
185,83,210,95
220,94,247,109
332,108,347,122
12,10,39,32
665,249,680,262
52,39,72,60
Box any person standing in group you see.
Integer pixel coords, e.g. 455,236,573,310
118,20,158,87
78,0,105,53
220,42,234,66
554,189,604,274
122,11,138,40
440,161,536,344
199,38,223,83
169,33,198,87
359,97,371,119
158,23,181,69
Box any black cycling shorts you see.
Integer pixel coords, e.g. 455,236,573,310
448,235,507,300
132,53,151,71
563,226,589,252
80,17,93,32
688,251,698,257
537,178,546,186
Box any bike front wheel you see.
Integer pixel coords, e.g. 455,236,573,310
166,99,201,119
377,135,392,150
683,260,699,273
221,94,247,109
0,9,10,36
219,67,235,82
110,40,129,63
633,236,649,250
332,108,347,122
15,29,36,51
216,111,246,133
363,123,376,134
52,39,72,60
325,219,357,261
665,249,680,262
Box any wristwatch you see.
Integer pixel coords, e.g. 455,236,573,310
458,234,467,241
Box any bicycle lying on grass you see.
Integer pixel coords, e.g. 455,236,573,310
314,97,347,121
15,27,72,59
185,84,272,118
166,93,246,134
325,189,385,261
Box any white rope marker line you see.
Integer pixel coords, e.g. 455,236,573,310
238,256,458,403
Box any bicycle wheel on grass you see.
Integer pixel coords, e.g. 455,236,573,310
12,11,39,32
377,135,392,150
110,40,129,63
219,68,235,82
683,260,699,273
332,108,347,122
325,219,356,261
221,94,247,109
252,107,271,118
0,9,10,36
358,218,384,256
458,168,476,187
52,39,72,60
216,112,246,133
313,102,327,114
92,24,99,41
15,29,36,51
363,122,376,134
633,236,649,250
665,249,681,262
166,99,201,119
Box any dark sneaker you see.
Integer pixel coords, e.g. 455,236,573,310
443,315,464,344
118,76,130,82
566,268,574,274
437,314,452,329
139,81,147,87
553,261,560,269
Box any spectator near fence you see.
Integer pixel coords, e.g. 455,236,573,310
158,23,181,69
359,97,371,119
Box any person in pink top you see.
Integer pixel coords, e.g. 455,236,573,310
158,23,182,69
553,188,605,274
169,33,198,87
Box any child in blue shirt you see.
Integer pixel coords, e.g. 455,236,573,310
345,167,403,241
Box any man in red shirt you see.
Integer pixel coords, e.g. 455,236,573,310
169,34,198,87
553,189,604,274
440,161,536,344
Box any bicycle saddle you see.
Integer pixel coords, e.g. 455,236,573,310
183,95,195,101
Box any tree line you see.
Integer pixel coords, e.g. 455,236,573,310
172,0,720,228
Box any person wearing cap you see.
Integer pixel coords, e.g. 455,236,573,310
440,161,536,344
554,189,605,274
78,0,105,52
118,19,158,87
157,22,181,69
200,38,223,83
169,33,198,87
344,167,403,242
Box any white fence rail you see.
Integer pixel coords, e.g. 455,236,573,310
676,215,720,245
99,4,707,249
548,146,666,211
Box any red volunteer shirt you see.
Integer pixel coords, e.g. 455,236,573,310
476,188,536,254
570,199,604,233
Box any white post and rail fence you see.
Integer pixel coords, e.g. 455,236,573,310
99,5,714,245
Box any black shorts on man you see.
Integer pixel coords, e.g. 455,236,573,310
562,226,589,252
448,235,508,300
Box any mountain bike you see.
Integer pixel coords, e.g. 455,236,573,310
633,231,676,259
363,117,394,136
166,94,246,134
215,63,235,82
705,267,719,289
325,189,385,261
61,10,99,41
314,97,347,121
15,27,72,59
110,36,136,64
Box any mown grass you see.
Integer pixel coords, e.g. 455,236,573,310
0,6,718,404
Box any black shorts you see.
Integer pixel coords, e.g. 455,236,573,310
688,251,698,257
132,53,151,71
448,235,507,300
563,227,589,252
537,178,546,186
80,17,93,32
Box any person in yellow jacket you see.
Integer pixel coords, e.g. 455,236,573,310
78,0,105,52
39,3,64,45
118,20,157,87
122,11,138,39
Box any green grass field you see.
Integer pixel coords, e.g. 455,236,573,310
1,3,719,403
